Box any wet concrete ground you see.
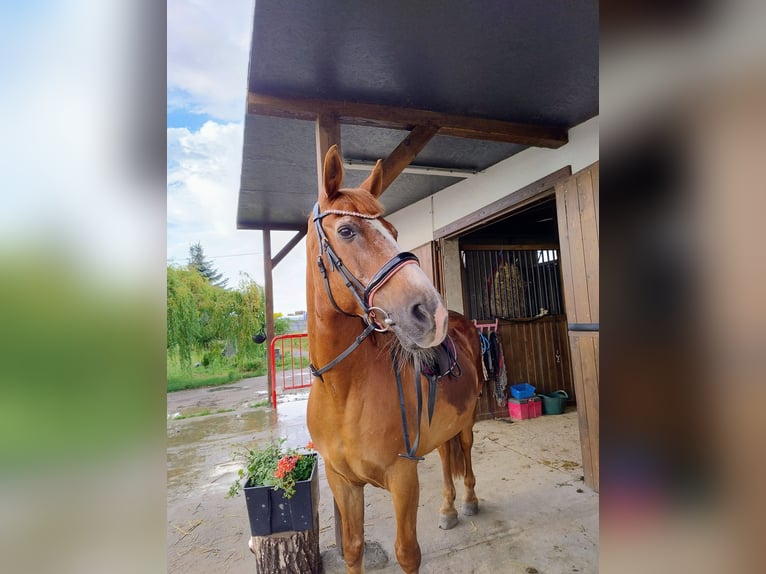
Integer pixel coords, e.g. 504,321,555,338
167,376,598,573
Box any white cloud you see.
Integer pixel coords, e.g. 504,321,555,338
167,121,308,314
166,1,308,314
167,121,242,231
167,0,253,121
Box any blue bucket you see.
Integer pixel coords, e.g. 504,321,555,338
541,390,568,415
510,383,536,400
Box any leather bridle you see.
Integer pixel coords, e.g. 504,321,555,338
309,201,457,462
309,202,419,380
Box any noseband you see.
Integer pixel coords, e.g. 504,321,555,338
310,202,419,379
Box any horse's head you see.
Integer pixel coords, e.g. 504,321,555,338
309,145,448,351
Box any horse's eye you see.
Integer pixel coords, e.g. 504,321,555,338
337,226,355,239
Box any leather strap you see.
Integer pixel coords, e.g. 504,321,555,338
309,321,376,381
392,350,425,461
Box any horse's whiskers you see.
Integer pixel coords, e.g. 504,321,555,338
380,335,437,371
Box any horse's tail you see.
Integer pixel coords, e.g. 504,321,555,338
446,434,467,480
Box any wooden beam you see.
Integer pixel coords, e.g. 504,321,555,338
248,92,568,148
380,124,439,193
315,113,341,192
271,229,307,268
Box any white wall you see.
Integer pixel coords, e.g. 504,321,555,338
389,116,599,250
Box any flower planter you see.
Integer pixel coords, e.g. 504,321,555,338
244,453,319,536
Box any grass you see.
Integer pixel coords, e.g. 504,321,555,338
167,352,264,393
167,348,310,393
167,370,242,393
172,408,235,420
249,399,270,408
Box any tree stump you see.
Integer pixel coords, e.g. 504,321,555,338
248,505,321,573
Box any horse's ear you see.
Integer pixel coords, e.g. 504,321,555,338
360,159,383,198
321,145,344,202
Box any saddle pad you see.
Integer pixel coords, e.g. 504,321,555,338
421,335,457,379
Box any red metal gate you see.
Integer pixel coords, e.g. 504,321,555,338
269,333,312,406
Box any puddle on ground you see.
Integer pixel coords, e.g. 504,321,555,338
167,398,315,495
167,409,276,447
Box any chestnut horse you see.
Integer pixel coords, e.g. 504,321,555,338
306,146,483,573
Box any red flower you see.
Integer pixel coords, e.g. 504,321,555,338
274,454,300,479
306,441,315,451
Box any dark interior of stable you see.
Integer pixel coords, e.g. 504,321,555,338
457,198,575,419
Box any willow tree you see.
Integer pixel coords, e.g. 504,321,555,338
166,267,268,373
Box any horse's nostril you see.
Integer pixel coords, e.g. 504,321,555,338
411,303,430,324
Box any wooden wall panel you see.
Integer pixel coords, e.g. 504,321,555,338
576,169,599,323
409,241,437,289
556,162,599,324
498,316,574,398
569,332,599,490
475,315,573,421
556,161,599,491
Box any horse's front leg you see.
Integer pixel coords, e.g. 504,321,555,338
388,463,422,573
325,466,366,574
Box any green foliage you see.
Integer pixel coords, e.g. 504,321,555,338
172,408,234,420
227,438,316,499
188,242,227,288
166,350,265,393
274,315,291,335
167,267,271,381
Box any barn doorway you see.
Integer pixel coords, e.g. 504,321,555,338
456,196,574,420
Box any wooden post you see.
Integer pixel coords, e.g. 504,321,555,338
316,112,340,188
314,112,346,556
263,228,275,406
249,530,321,574
249,499,321,573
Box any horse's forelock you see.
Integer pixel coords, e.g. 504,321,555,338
330,188,384,218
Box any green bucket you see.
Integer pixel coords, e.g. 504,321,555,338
541,390,568,415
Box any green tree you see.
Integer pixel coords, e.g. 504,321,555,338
167,266,271,375
188,242,228,288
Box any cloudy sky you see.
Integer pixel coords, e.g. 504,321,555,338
167,0,308,315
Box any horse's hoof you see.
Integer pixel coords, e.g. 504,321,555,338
438,513,458,530
461,501,479,516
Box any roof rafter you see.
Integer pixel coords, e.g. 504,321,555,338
247,92,568,148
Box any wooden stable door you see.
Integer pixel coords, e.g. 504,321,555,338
555,161,599,491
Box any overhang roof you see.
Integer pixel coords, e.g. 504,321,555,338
237,1,598,231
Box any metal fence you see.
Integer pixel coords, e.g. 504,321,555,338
462,248,563,320
269,333,311,406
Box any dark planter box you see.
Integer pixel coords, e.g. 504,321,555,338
244,453,319,536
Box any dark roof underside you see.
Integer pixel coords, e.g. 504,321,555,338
238,0,598,230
